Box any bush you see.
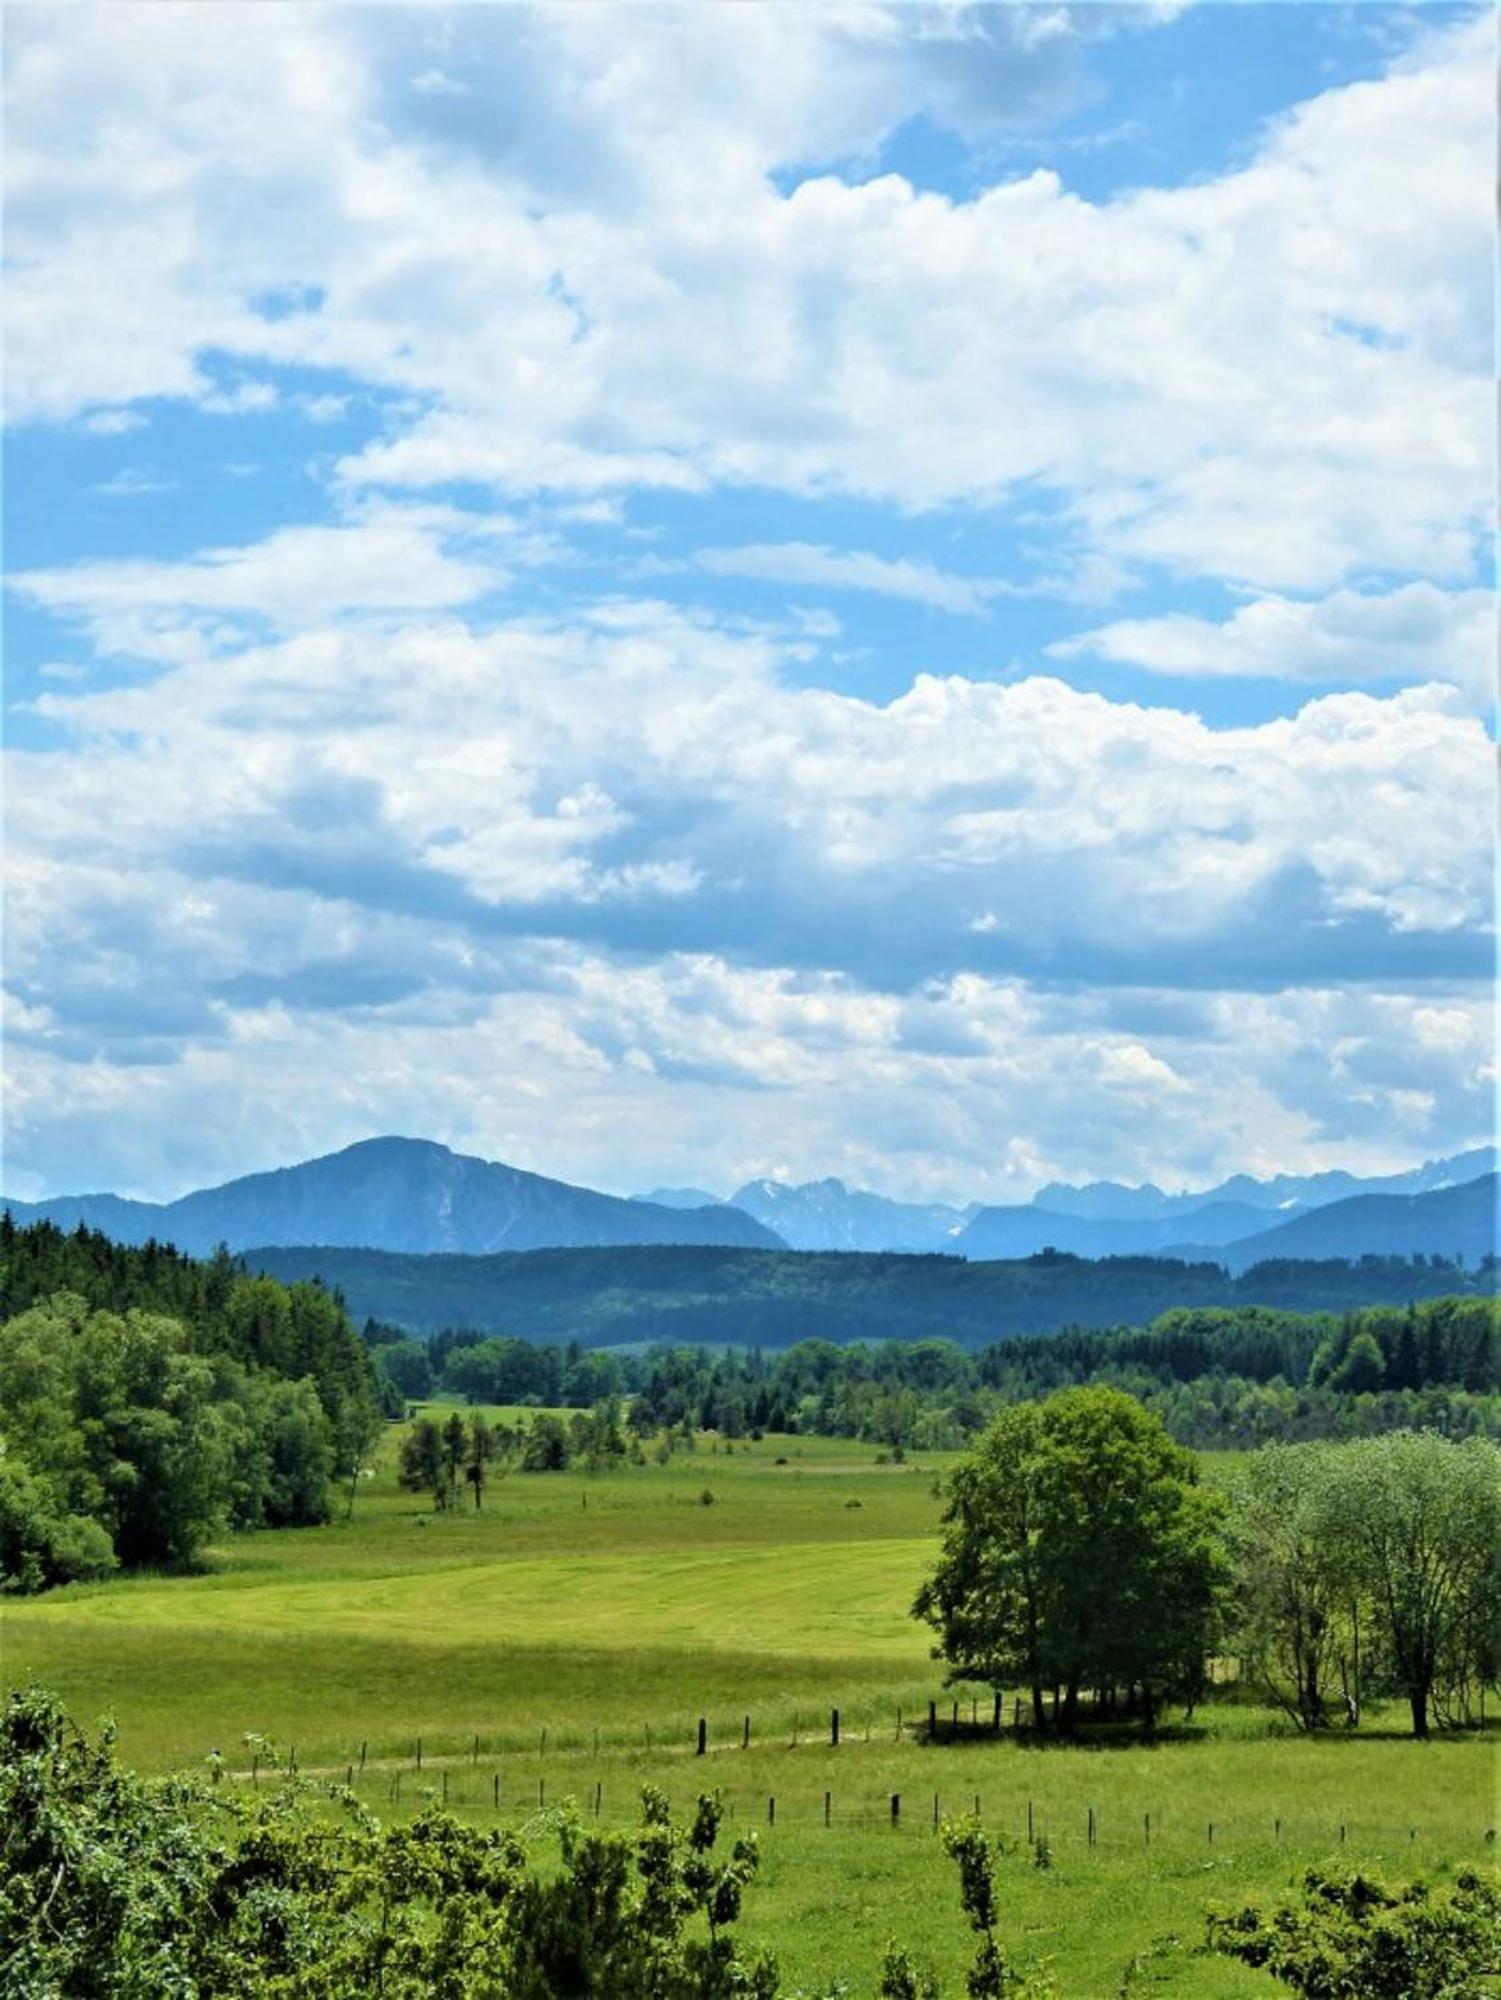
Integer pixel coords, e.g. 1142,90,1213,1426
1207,1867,1501,1998
0,1687,778,2000
0,1445,115,1591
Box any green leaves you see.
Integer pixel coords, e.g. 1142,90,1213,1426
1207,1867,1500,1998
915,1389,1228,1733
1,1690,780,2000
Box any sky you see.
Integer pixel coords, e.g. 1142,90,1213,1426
2,1,1494,1206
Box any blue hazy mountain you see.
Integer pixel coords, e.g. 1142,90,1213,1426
634,1186,726,1211
727,1176,973,1253
2,1136,784,1257
1180,1174,1498,1275
958,1148,1497,1261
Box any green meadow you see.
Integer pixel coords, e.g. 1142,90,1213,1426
2,1415,1494,1998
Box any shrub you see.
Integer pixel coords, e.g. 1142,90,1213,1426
1207,1867,1501,1998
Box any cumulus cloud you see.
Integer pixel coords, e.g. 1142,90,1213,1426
9,505,530,649
16,597,1492,965
1053,584,1494,710
4,6,1490,590
3,4,1492,1201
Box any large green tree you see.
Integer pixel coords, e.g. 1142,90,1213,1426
914,1387,1227,1733
1230,1443,1358,1731
1318,1430,1500,1737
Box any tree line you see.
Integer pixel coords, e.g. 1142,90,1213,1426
0,1222,381,1591
369,1296,1498,1451
252,1235,1492,1346
394,1402,635,1508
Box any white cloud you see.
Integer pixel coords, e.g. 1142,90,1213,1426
4,7,1490,591
80,408,147,436
10,505,517,641
5,947,1490,1205
87,466,176,499
1052,584,1495,710
9,594,1490,1005
694,542,1002,615
3,5,1493,1202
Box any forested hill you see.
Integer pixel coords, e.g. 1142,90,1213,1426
0,1218,382,1592
242,1239,1489,1347
0,1215,376,1417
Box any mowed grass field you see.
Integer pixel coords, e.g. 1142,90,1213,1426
2,1412,1495,1997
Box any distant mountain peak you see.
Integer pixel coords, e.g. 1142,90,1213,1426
2,1136,784,1259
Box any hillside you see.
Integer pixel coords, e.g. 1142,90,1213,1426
242,1241,1487,1346
956,1198,1271,1260
1196,1173,1498,1274
1,1137,782,1257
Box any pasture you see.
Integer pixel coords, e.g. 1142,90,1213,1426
2,1414,1493,1997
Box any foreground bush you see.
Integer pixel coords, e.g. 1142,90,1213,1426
0,1685,782,1999
2,1687,1067,1999
1207,1866,1500,1998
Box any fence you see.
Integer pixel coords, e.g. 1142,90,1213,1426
232,1704,1496,1857
233,1759,1493,1855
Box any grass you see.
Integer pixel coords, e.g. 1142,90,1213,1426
2,1420,1494,1998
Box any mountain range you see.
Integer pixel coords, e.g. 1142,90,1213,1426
0,1137,780,1257
3,1137,1494,1269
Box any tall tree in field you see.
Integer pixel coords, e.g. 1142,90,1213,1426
464,1415,495,1510
440,1412,468,1509
1320,1431,1500,1737
1231,1444,1356,1731
397,1419,448,1510
914,1388,1227,1735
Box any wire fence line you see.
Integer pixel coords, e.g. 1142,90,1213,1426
236,1695,1057,1777
227,1760,1495,1855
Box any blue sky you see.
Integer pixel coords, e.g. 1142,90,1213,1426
2,2,1493,1204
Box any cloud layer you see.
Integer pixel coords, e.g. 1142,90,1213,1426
3,3,1493,1201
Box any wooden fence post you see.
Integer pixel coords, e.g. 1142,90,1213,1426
415,1737,421,1771
933,1792,940,1829
928,1700,937,1739
359,1740,367,1775
824,1790,831,1827
891,1793,900,1827
697,1718,707,1756
831,1708,840,1748
768,1796,775,1826
494,1773,500,1809
743,1715,751,1749
595,1782,602,1818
